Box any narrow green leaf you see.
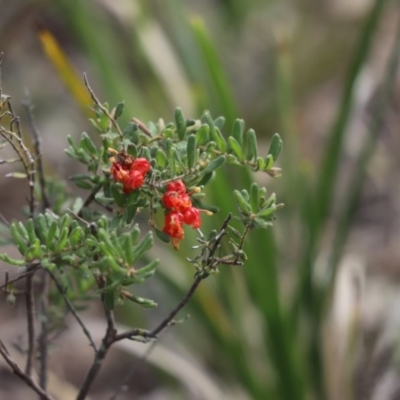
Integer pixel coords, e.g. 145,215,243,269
214,128,227,153
81,132,98,157
186,134,196,170
131,231,153,265
155,148,168,169
0,253,25,266
228,137,243,159
197,172,214,186
26,219,36,244
233,190,252,215
70,226,84,247
175,107,186,140
123,123,139,143
267,133,283,162
214,116,225,129
55,227,69,252
249,183,259,213
135,259,159,280
123,205,137,225
114,101,124,119
245,129,258,161
231,119,244,146
264,154,274,171
111,184,126,207
202,155,226,175
126,294,157,308
195,124,210,146
10,223,28,255
120,232,134,266
46,221,58,250
154,227,170,243
257,204,277,218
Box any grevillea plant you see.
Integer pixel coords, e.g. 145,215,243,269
0,55,283,399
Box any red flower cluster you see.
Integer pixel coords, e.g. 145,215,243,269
162,180,201,249
110,151,150,194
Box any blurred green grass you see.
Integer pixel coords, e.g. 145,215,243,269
1,0,400,398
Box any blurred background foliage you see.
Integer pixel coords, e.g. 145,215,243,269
1,0,400,399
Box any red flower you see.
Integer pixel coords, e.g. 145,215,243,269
162,180,203,248
163,211,184,237
183,207,201,228
122,170,144,194
132,158,150,175
166,180,186,194
110,153,151,194
110,163,129,183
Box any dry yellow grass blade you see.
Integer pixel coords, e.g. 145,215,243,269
37,26,92,114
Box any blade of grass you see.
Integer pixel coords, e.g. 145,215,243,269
326,15,400,302
190,17,238,125
292,1,388,398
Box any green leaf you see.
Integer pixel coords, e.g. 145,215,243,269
114,101,124,119
0,253,25,266
245,129,258,161
131,231,153,265
26,219,36,244
231,119,244,146
35,214,48,244
123,124,139,143
46,221,58,250
197,172,214,186
155,148,168,169
195,124,210,146
202,155,226,175
175,107,186,141
214,128,227,153
123,205,137,225
71,197,84,215
70,226,84,247
186,134,196,170
80,132,98,157
257,204,277,218
120,232,134,266
233,190,252,215
126,294,157,308
264,154,274,171
214,116,225,130
154,227,170,243
111,184,126,207
75,180,93,190
10,223,28,255
267,133,283,162
228,137,243,159
25,239,42,261
55,227,69,252
135,259,159,280
249,183,259,214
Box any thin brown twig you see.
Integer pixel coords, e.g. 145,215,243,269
75,285,117,400
24,274,35,376
83,73,123,139
0,340,55,400
38,272,50,396
22,89,51,210
130,118,152,137
0,262,41,291
47,269,97,352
